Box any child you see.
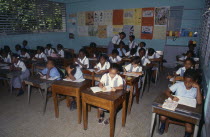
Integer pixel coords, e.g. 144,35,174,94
1,51,11,63
94,54,110,74
147,48,162,61
15,44,21,55
40,59,60,80
135,42,146,56
75,49,89,69
33,47,48,62
178,50,194,62
4,45,12,54
20,48,31,59
45,44,55,57
187,43,196,57
124,57,142,75
125,48,137,57
138,48,151,67
159,69,202,137
98,64,124,124
117,41,127,57
11,55,30,96
57,44,64,58
107,32,126,54
22,40,30,49
109,49,122,64
65,63,83,81
128,35,138,50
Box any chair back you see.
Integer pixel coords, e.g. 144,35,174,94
82,69,95,86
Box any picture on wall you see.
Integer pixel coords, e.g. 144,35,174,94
141,26,153,34
155,7,169,25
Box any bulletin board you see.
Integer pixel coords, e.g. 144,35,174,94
68,7,170,40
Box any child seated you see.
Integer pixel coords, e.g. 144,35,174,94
125,48,137,57
124,56,142,75
135,42,147,56
117,41,126,57
178,50,194,62
11,55,30,96
20,48,31,59
98,64,124,124
15,44,21,55
75,49,89,69
57,44,64,58
128,35,138,50
45,44,55,57
33,47,48,62
109,49,122,64
159,69,202,137
138,48,151,67
39,59,60,80
147,48,162,61
0,51,11,63
94,54,110,74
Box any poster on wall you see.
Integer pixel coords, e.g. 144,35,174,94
85,11,94,25
88,25,98,36
94,11,104,25
134,8,142,25
141,8,154,39
113,25,123,35
142,10,154,17
133,25,141,38
123,9,135,25
153,26,167,39
107,25,114,37
98,25,107,38
103,10,113,25
155,7,169,25
77,12,85,26
113,9,124,25
77,26,88,36
123,25,134,38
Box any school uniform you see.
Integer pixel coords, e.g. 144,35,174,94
15,50,21,55
74,67,84,80
12,60,30,88
109,56,122,63
125,51,136,57
141,56,151,66
179,56,187,61
41,67,60,80
135,47,148,56
107,35,122,54
45,48,55,56
169,82,197,99
128,40,138,49
94,62,110,70
22,45,30,49
147,52,161,60
176,67,186,77
20,52,30,59
100,73,123,87
35,52,48,62
2,54,11,63
125,64,142,72
75,56,89,69
57,49,64,58
117,48,126,57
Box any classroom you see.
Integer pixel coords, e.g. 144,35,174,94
0,0,209,137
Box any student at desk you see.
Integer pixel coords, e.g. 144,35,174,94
11,55,30,96
117,41,126,57
0,51,11,63
20,48,31,60
15,44,21,55
128,35,138,50
94,54,110,74
45,44,55,57
138,48,151,67
57,44,64,58
125,48,137,58
109,49,122,64
135,42,147,56
178,50,194,62
159,69,202,137
33,47,48,62
75,49,89,69
98,64,124,124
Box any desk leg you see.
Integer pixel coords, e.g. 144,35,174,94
135,83,140,104
150,113,156,137
122,98,127,127
82,100,88,130
43,85,48,114
27,85,31,104
52,91,59,118
66,96,70,107
76,91,81,124
128,85,134,114
193,125,199,137
110,103,116,137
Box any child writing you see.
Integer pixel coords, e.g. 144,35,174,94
128,35,138,50
45,44,55,57
159,69,202,137
94,54,110,74
124,56,142,75
20,48,31,59
109,49,122,64
98,64,124,124
117,41,127,57
57,44,64,58
75,49,89,69
11,55,30,96
33,47,48,62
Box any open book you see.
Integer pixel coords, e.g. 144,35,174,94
175,96,197,108
162,98,179,111
123,73,139,77
87,69,100,73
90,86,111,93
63,78,85,82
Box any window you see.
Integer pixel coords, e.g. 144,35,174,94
0,0,66,35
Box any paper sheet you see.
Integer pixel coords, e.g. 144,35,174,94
153,26,167,39
77,26,88,36
40,76,59,81
176,96,197,108
134,8,142,25
63,78,85,83
97,25,107,38
90,86,111,93
113,9,124,25
107,25,114,37
103,10,113,25
124,73,139,77
88,25,98,36
162,98,178,111
123,9,135,25
85,11,94,25
77,12,85,26
94,10,104,25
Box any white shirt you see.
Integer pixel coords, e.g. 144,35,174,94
176,67,186,77
109,56,122,63
20,52,30,59
74,67,84,80
45,48,55,56
125,51,136,57
57,49,64,58
169,82,197,99
147,52,161,59
125,64,142,72
141,56,151,66
3,54,11,63
35,52,48,62
128,41,138,49
94,62,110,70
135,47,148,56
100,73,123,88
111,35,121,45
14,60,27,72
179,56,187,61
75,56,89,68
117,48,126,57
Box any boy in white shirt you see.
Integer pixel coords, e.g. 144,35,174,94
128,35,138,50
57,44,64,58
75,49,89,69
125,48,137,57
109,49,122,64
1,51,11,63
138,48,151,67
136,42,147,56
117,41,127,57
20,48,31,59
45,44,55,57
159,69,202,137
94,54,110,74
98,64,124,124
33,47,48,62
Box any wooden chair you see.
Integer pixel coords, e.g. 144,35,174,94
82,69,95,87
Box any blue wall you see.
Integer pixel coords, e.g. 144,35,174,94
0,0,204,53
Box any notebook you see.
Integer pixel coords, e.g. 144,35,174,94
162,98,179,111
63,78,85,82
175,96,197,108
123,73,139,77
90,86,111,93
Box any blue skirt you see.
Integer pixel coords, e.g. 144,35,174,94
13,69,30,88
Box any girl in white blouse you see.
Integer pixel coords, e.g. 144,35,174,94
94,54,110,74
57,44,64,58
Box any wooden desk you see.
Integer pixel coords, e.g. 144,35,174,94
83,46,108,58
150,93,202,137
52,80,91,124
81,89,127,137
31,61,46,75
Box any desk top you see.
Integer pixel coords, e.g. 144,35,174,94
52,80,91,88
0,69,21,78
24,76,55,88
81,88,127,102
153,93,202,119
